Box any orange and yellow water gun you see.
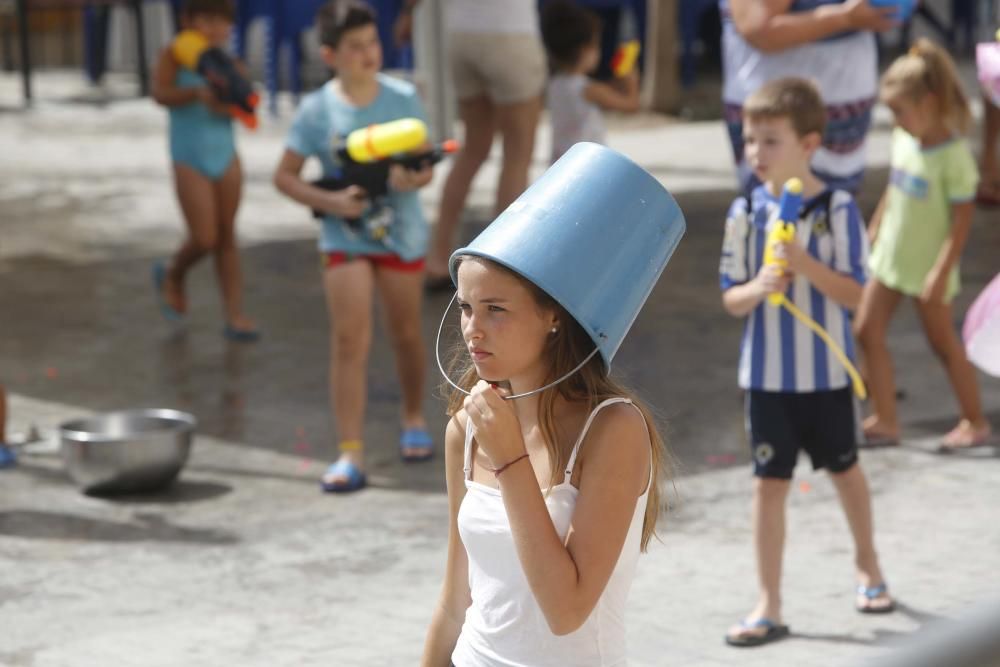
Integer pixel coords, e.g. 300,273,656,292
764,178,867,399
171,29,259,130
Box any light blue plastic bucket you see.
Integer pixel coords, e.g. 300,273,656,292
449,142,686,369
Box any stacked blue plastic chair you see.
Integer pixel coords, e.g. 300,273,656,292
680,0,718,88
566,0,647,79
83,0,184,87
232,0,277,113
370,0,413,69
231,0,415,116
275,0,327,110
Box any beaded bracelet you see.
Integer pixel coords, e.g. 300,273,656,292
489,452,530,478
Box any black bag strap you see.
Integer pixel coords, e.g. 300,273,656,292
744,188,835,224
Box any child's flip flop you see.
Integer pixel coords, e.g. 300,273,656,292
939,422,992,450
152,262,183,323
223,324,261,343
320,460,367,493
724,618,790,647
400,428,434,462
856,583,895,614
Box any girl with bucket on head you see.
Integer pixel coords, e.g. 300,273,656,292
421,143,685,666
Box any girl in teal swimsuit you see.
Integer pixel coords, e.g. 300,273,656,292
151,0,257,340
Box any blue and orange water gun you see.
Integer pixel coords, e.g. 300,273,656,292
764,178,867,399
171,29,259,130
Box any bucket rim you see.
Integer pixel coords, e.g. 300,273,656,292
449,249,612,369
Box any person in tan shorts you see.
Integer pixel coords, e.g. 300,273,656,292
395,0,546,288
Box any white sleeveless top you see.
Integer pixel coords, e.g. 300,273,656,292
547,73,606,165
452,398,650,667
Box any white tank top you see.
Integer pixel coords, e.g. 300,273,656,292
445,0,539,35
452,398,650,667
547,73,607,164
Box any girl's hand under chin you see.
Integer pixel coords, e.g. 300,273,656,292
463,380,527,468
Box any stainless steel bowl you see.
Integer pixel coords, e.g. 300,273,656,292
60,409,196,495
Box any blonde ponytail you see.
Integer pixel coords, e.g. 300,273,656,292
880,37,972,133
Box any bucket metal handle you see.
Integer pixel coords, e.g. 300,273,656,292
435,291,601,401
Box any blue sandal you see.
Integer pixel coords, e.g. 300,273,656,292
856,583,895,614
400,428,434,462
725,618,790,647
320,460,367,493
152,262,183,323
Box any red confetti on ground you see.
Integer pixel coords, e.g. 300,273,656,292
45,367,58,379
799,481,811,493
298,459,312,472
293,441,310,454
295,427,306,438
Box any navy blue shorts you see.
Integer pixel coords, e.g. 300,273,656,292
745,387,859,479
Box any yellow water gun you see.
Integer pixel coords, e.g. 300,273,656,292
343,118,429,163
310,118,460,237
610,40,640,78
765,178,867,399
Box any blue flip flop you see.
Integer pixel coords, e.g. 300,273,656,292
223,324,261,343
400,428,434,462
725,618,790,647
152,262,183,323
320,460,367,493
0,443,17,469
856,583,895,614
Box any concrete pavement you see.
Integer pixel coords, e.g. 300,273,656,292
1,70,999,666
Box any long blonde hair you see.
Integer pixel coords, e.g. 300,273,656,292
445,256,670,551
880,37,972,133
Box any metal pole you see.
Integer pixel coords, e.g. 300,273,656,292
16,0,31,105
413,0,454,141
131,0,149,96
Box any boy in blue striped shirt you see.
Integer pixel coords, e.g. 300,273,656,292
719,78,893,647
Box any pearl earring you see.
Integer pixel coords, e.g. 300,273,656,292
551,327,558,334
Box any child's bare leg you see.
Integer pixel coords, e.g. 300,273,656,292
829,463,892,610
914,298,990,444
426,95,496,278
212,158,253,330
978,94,1000,199
374,265,428,455
854,280,904,438
169,164,220,312
322,259,375,483
728,477,790,639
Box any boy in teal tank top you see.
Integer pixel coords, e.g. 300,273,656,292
151,0,257,341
